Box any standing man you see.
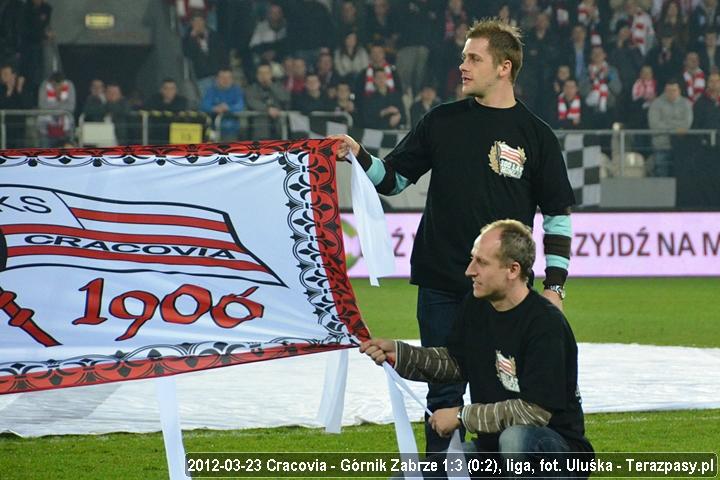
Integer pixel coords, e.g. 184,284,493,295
332,19,575,454
361,220,593,477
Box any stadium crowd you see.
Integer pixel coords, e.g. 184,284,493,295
0,0,719,147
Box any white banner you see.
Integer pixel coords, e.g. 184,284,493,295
0,141,369,395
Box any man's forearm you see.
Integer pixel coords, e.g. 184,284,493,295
460,399,551,434
393,341,464,384
356,146,409,195
542,213,571,287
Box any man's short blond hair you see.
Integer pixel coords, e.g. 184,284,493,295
467,18,524,83
480,219,535,280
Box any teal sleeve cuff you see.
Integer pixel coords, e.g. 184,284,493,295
542,214,572,237
546,254,570,270
390,173,410,195
366,155,387,186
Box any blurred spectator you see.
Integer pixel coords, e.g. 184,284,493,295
285,0,334,64
439,21,467,99
315,51,339,96
173,0,213,29
496,3,519,29
609,22,645,110
292,73,333,114
182,14,228,96
0,0,22,67
334,30,370,80
410,84,440,127
629,64,657,127
689,0,720,48
255,44,285,80
683,51,706,102
555,78,585,129
0,63,27,107
698,29,720,73
333,80,357,123
627,0,656,55
519,0,541,33
37,71,75,147
692,70,720,128
443,0,468,41
201,68,245,141
521,12,559,114
647,30,684,89
20,0,52,91
248,3,287,62
366,0,400,53
648,78,693,176
82,79,107,121
103,83,131,144
580,46,623,127
362,68,404,129
564,25,591,83
552,64,572,97
658,0,690,49
577,0,605,46
0,63,29,148
547,0,572,39
335,0,365,41
145,78,189,112
395,0,440,95
361,44,401,96
284,58,307,95
245,62,290,139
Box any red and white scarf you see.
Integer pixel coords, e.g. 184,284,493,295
45,81,70,104
578,2,602,45
632,78,657,107
364,63,396,95
684,68,706,103
587,62,609,112
631,10,654,55
557,93,581,122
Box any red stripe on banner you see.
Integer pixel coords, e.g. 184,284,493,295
69,208,230,232
0,343,356,394
2,224,246,252
7,246,267,272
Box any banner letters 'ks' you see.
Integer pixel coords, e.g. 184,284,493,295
0,141,368,394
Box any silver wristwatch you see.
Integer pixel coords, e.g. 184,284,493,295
456,406,464,425
545,284,566,300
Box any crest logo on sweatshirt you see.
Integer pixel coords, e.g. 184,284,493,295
496,350,520,392
488,141,526,179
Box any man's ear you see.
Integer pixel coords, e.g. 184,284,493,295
507,261,522,280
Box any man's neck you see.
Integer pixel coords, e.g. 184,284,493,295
475,84,516,108
490,285,530,312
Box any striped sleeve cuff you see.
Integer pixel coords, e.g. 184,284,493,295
462,399,551,434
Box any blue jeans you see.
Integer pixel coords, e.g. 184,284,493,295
415,426,578,479
652,150,674,177
417,287,467,454
499,425,576,478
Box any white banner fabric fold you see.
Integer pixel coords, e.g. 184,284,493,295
349,152,395,286
383,363,422,479
317,349,348,434
156,376,190,480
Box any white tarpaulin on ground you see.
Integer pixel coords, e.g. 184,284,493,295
1,342,719,437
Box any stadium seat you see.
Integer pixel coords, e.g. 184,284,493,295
623,152,646,178
79,121,118,147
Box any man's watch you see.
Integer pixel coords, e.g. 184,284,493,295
456,406,464,425
545,284,566,300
